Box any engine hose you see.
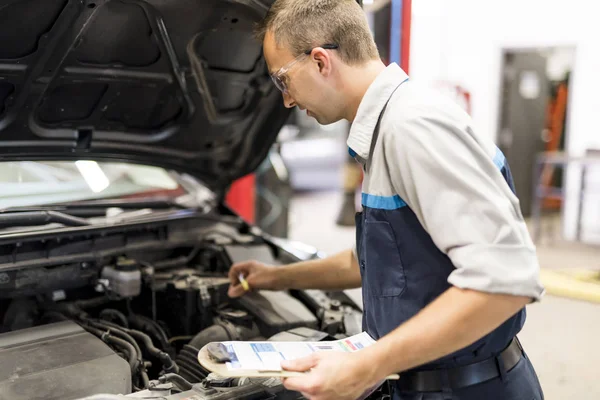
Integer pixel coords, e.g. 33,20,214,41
153,245,202,271
104,337,138,375
47,297,108,321
74,296,110,310
127,314,171,350
51,303,89,320
100,320,178,374
141,316,170,347
189,324,232,350
88,321,144,366
128,330,179,374
83,325,138,375
159,373,193,391
99,309,129,328
140,369,150,388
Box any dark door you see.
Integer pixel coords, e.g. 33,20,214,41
497,51,549,217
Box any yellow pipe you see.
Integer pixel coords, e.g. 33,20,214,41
540,269,600,303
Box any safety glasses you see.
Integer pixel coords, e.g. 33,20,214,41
270,44,339,93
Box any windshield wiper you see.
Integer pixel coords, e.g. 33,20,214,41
1,198,186,217
0,211,90,229
52,198,186,209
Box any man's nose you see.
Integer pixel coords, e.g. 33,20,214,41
282,91,296,108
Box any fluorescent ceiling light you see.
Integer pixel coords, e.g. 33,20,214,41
363,0,374,4
75,160,110,193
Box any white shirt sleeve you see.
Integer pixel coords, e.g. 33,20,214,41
382,109,545,301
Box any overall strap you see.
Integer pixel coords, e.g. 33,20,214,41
366,77,408,168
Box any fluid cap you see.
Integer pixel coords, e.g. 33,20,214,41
115,258,138,271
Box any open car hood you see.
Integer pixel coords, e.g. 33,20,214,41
0,0,290,192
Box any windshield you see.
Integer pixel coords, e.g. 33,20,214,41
0,161,190,208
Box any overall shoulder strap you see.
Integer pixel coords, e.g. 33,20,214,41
367,78,408,165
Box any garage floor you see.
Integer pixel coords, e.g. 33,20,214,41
288,190,600,400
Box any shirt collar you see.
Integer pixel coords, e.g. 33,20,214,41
347,63,409,161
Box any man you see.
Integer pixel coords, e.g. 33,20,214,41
228,1,545,399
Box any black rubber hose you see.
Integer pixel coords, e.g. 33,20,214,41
99,309,129,328
105,336,138,375
175,345,210,382
101,320,178,374
153,246,201,271
140,370,150,389
127,314,171,351
88,321,143,364
189,324,232,350
0,210,90,228
52,303,89,320
128,330,179,374
90,321,150,390
74,296,110,310
159,373,193,391
141,316,171,347
46,298,108,322
83,325,138,374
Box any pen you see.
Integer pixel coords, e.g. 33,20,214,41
238,273,250,291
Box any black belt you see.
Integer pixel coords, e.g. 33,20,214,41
398,338,524,392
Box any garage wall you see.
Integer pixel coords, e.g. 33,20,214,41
409,0,600,242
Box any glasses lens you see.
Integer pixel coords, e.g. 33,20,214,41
271,74,286,92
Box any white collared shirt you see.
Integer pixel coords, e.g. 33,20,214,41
348,63,545,300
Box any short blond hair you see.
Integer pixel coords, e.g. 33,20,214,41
256,0,379,65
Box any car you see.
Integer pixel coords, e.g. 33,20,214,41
0,1,378,400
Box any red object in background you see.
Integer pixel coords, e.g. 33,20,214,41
225,174,256,224
540,81,569,210
401,0,412,73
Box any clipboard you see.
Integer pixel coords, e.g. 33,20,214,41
198,341,400,380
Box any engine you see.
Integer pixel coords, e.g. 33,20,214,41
0,234,371,400
0,321,131,400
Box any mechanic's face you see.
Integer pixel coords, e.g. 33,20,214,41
263,31,344,125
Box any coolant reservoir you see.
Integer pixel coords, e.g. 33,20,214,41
101,258,142,297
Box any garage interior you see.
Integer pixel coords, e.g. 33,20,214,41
0,0,598,399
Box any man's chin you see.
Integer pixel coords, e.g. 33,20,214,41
312,114,340,126
300,108,341,125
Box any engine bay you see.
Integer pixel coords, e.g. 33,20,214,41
0,213,376,400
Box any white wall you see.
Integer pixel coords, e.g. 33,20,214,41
546,47,575,81
409,0,600,242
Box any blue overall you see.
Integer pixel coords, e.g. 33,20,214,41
353,114,545,400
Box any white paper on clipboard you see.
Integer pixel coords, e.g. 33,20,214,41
222,331,377,372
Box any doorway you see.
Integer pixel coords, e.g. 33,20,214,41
497,47,575,218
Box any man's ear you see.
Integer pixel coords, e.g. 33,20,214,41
311,48,333,76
